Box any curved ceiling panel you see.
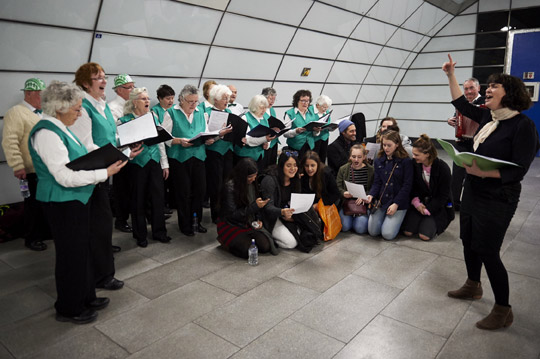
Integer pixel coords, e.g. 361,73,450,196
203,47,282,80
367,0,424,26
227,0,312,25
301,2,361,37
338,39,383,64
287,29,346,60
350,18,398,45
275,56,334,82
402,1,449,35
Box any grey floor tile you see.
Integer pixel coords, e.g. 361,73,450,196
0,343,13,359
503,272,540,333
353,245,438,289
96,280,236,354
438,308,540,359
0,260,54,297
95,286,150,322
291,275,400,343
127,323,239,359
0,260,11,275
424,255,468,289
326,234,391,260
113,250,162,281
195,277,319,347
0,286,54,327
0,240,55,269
382,271,471,337
231,319,344,359
502,240,540,279
201,251,303,295
125,250,235,299
334,315,446,359
24,328,129,359
279,244,367,292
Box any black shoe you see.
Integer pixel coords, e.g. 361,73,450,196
181,229,195,237
197,224,207,233
115,221,132,233
112,245,121,253
87,297,110,310
56,309,97,324
137,240,148,248
164,214,172,220
155,236,171,243
26,241,47,251
97,278,124,290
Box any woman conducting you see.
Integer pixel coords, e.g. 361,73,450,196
443,54,539,330
29,81,126,324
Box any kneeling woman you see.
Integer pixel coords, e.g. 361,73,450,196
366,130,413,240
402,134,454,241
217,158,276,258
30,81,126,324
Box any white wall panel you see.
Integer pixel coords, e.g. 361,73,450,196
401,68,473,85
397,119,454,140
200,79,274,107
214,14,295,53
271,82,324,109
437,14,477,35
338,40,382,64
393,85,450,102
392,69,407,86
373,47,413,68
327,62,370,83
357,85,396,103
227,0,311,26
479,0,510,12
0,164,21,205
367,0,423,26
302,2,361,37
411,50,474,69
351,18,397,45
98,0,220,44
364,66,400,85
287,30,346,60
321,84,362,104
353,102,385,122
91,34,208,77
318,0,378,15
0,23,91,72
511,0,540,9
0,0,100,29
423,35,476,51
386,29,425,51
402,2,449,35
413,36,430,52
204,47,282,80
276,56,334,82
427,13,454,36
389,102,458,121
461,3,478,14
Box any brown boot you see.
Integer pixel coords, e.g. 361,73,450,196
476,304,513,330
448,278,483,300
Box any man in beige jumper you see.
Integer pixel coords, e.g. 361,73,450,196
2,78,50,251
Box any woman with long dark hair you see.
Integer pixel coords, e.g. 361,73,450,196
443,54,539,330
300,151,340,210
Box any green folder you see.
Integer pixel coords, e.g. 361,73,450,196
437,139,520,171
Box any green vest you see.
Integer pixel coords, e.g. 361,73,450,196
206,107,233,155
234,112,268,161
151,104,167,124
119,113,161,167
310,105,331,141
82,98,117,147
264,108,280,148
29,120,95,204
285,107,318,150
167,107,207,162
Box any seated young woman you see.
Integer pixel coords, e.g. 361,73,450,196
216,158,276,259
300,151,340,209
402,134,454,241
336,144,374,234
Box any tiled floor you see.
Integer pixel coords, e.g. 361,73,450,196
1,156,539,359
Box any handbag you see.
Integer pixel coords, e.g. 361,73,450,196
342,167,367,216
317,199,342,241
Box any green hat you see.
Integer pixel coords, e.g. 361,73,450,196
113,74,134,88
21,78,46,91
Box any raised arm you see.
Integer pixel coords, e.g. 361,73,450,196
442,54,463,101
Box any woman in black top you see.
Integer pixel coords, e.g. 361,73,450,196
402,134,453,241
443,54,539,330
300,151,340,210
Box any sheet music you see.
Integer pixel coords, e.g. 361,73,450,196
365,142,380,160
344,181,368,200
207,111,229,132
290,193,315,214
117,112,158,146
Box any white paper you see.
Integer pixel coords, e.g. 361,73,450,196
365,142,380,160
188,130,220,142
290,193,315,214
344,181,368,200
117,112,157,146
207,111,229,132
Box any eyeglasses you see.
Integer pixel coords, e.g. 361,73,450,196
284,150,298,157
91,76,108,82
299,100,310,104
120,85,134,90
184,100,199,105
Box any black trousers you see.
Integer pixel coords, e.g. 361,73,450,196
206,150,233,222
43,200,96,316
451,139,473,208
130,161,167,242
24,173,51,245
170,157,206,232
111,167,131,223
263,144,278,169
289,142,312,163
90,184,115,286
314,139,329,164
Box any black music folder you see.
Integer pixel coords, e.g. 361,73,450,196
144,126,173,146
66,143,128,171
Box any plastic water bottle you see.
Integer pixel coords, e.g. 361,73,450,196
248,239,258,266
192,212,198,233
20,179,30,198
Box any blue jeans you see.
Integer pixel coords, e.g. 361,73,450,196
368,208,407,240
339,208,369,234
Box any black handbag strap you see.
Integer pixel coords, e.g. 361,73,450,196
375,162,398,205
